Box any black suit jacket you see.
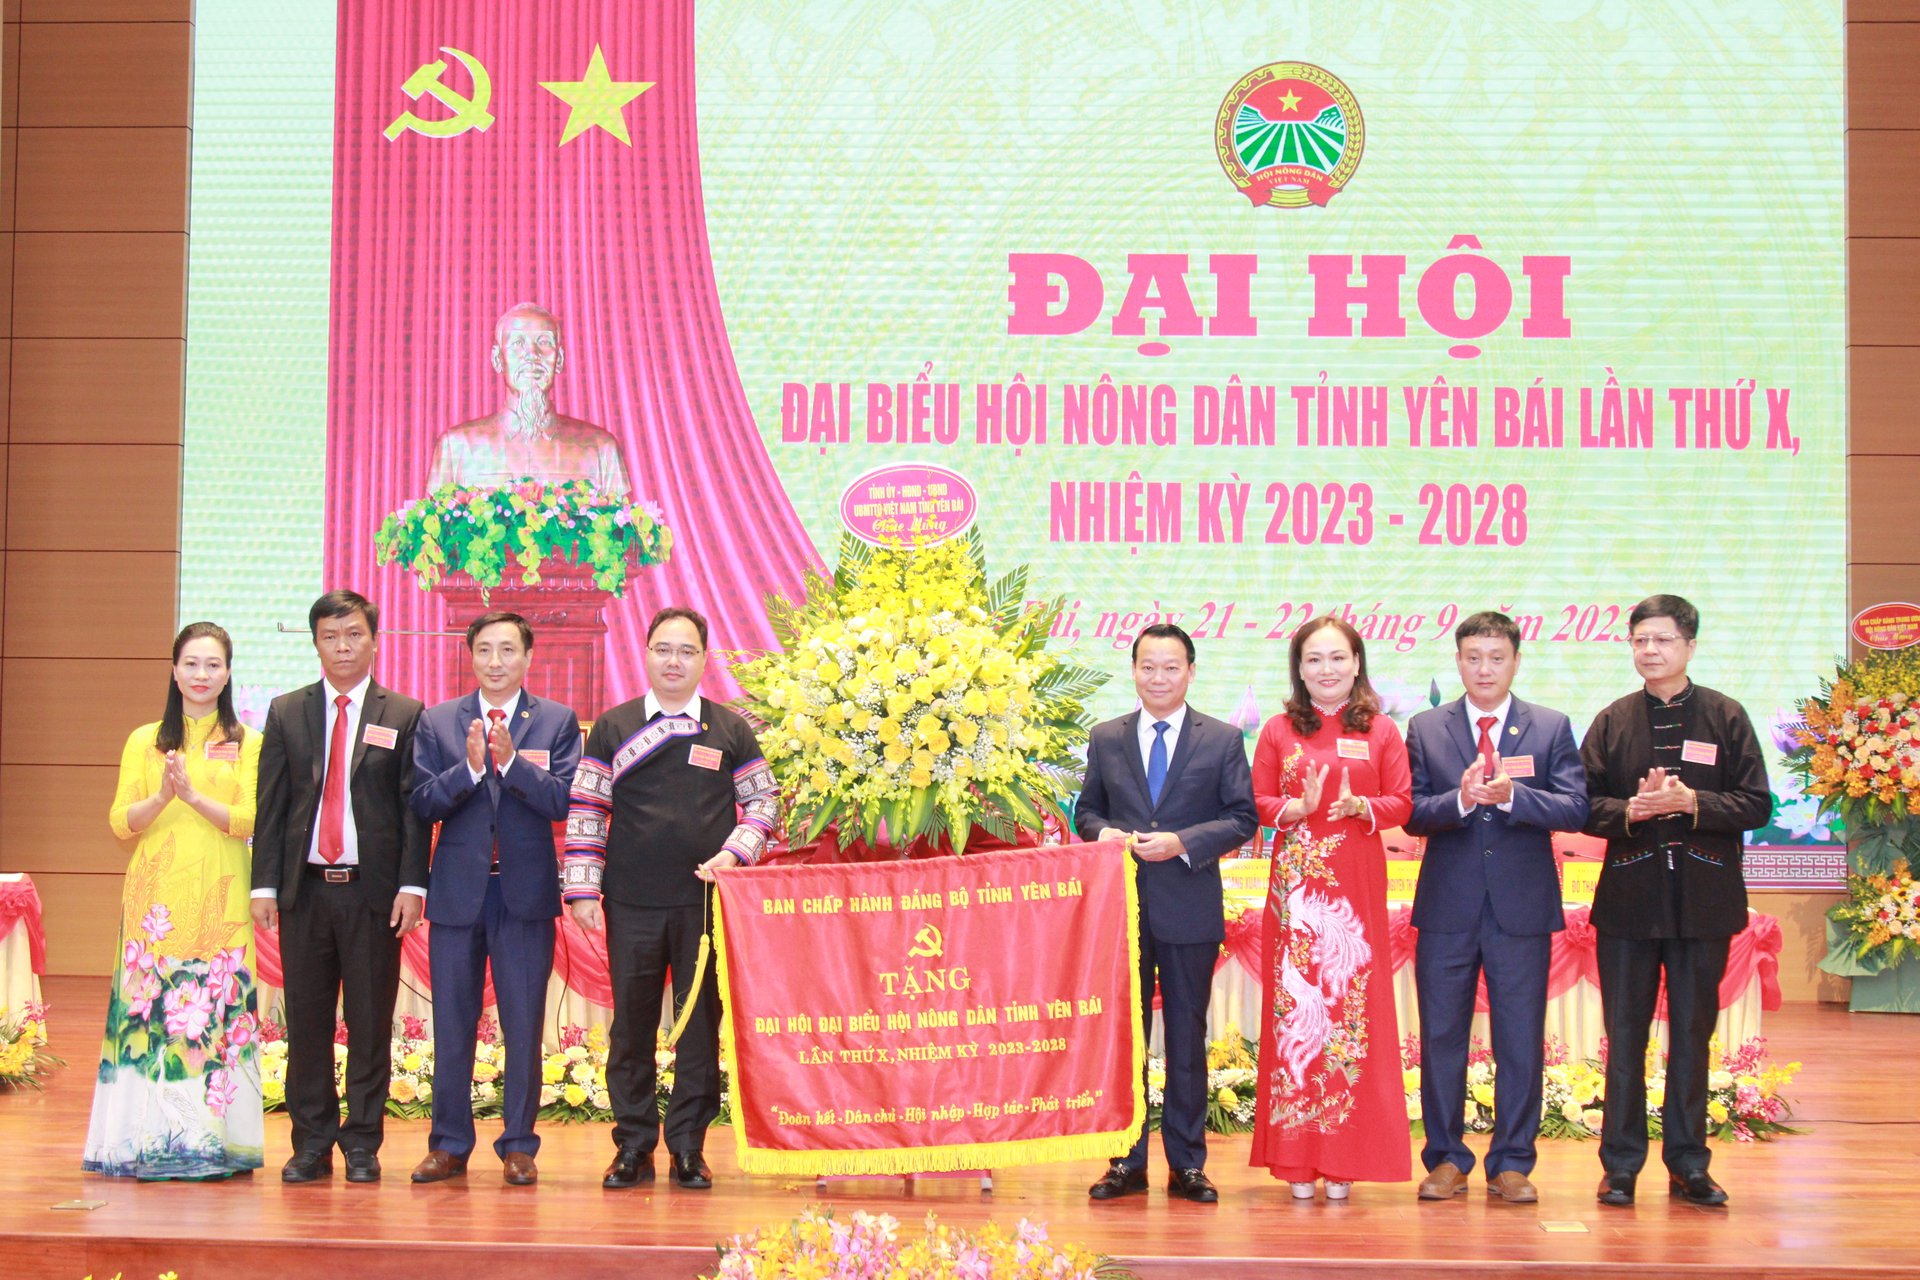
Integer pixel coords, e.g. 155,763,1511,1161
1074,707,1258,946
1580,683,1771,938
252,679,431,912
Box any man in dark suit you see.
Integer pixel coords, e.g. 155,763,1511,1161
1581,594,1770,1208
1076,622,1258,1205
251,590,430,1185
406,612,580,1188
1404,611,1588,1205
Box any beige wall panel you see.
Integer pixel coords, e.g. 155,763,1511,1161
1754,890,1853,1003
1849,22,1920,130
0,764,127,874
0,231,12,338
20,0,192,19
8,338,183,444
30,870,123,975
1849,455,1920,551
2,550,178,657
1848,346,1920,456
1849,564,1920,612
14,21,190,129
1848,131,1920,239
5,443,179,550
0,656,169,765
1850,238,1920,347
1,126,15,234
9,231,185,339
3,20,18,129
14,127,190,233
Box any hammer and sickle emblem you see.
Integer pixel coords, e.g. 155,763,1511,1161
907,924,944,960
384,47,496,140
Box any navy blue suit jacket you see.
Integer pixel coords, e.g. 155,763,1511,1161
1074,708,1258,946
410,691,581,927
1403,695,1589,936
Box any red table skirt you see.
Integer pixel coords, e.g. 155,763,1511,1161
1221,902,1782,1017
0,876,47,975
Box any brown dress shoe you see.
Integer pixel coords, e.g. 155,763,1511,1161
1487,1171,1539,1203
502,1152,538,1186
1417,1162,1469,1200
410,1150,467,1184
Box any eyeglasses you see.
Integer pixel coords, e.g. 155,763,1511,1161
648,644,704,661
1629,633,1686,650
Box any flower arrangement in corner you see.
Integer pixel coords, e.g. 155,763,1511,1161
1399,1035,1799,1141
1145,1026,1258,1134
731,530,1106,854
375,477,672,598
262,1016,729,1125
704,1207,1137,1280
0,1002,62,1088
1784,646,1920,973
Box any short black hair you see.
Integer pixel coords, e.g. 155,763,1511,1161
466,610,534,650
1630,594,1699,641
309,589,378,639
1454,610,1522,652
1131,622,1195,664
647,606,709,649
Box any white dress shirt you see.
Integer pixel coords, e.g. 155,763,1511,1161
1135,703,1190,864
466,688,525,783
646,691,705,723
1458,693,1517,816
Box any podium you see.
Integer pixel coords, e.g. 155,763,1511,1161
436,559,638,721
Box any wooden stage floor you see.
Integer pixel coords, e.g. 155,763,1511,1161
5,976,1919,1279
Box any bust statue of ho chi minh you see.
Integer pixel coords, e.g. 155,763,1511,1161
424,303,633,499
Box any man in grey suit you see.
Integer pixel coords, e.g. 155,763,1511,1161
1076,623,1258,1204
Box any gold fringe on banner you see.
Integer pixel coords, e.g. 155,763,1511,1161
714,839,1149,1177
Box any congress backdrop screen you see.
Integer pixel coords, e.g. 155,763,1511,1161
180,0,1847,877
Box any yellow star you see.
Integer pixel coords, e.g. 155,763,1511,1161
540,44,652,146
1277,88,1302,114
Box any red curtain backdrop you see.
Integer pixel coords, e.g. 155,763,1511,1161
324,0,818,706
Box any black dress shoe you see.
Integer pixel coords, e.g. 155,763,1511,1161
1597,1172,1636,1206
281,1149,333,1184
343,1149,381,1183
602,1148,653,1189
671,1150,713,1189
1669,1170,1728,1205
1167,1168,1219,1203
1088,1161,1149,1200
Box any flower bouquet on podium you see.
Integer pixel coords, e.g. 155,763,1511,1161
375,477,672,600
732,530,1104,857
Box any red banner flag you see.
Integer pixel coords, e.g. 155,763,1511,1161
713,840,1144,1175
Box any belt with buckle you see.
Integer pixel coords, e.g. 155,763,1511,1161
306,864,360,883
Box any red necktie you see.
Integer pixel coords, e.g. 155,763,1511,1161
488,709,507,869
319,693,351,864
1476,715,1498,779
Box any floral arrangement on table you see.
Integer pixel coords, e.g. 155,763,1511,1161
0,1001,61,1088
1398,1035,1800,1141
1784,646,1920,976
261,1017,730,1124
732,530,1105,854
375,478,672,598
704,1207,1136,1280
1144,1026,1259,1134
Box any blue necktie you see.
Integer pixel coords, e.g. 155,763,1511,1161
1147,720,1170,806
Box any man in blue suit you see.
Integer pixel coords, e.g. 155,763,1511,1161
1404,611,1588,1204
406,612,580,1187
1076,623,1258,1204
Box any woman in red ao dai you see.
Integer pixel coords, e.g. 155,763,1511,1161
1249,616,1413,1199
